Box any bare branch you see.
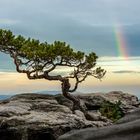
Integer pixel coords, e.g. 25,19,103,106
0,29,106,95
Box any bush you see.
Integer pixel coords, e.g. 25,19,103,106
100,100,124,122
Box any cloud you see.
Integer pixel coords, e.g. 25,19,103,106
0,0,140,56
0,71,60,94
98,56,140,62
112,70,140,74
1,0,140,28
97,56,140,68
0,65,140,95
0,0,140,96
50,67,74,77
0,18,20,25
96,56,140,74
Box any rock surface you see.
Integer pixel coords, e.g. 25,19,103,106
78,91,140,113
0,91,139,140
58,108,140,140
57,91,139,113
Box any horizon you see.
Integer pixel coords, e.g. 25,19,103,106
0,0,140,98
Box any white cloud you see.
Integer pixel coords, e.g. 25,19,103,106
98,56,140,62
97,56,140,73
0,64,139,95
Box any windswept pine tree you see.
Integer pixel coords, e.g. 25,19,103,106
0,29,106,120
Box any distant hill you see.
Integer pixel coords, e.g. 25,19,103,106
0,95,12,100
0,91,84,101
36,90,83,95
0,92,58,101
36,90,61,95
0,91,61,100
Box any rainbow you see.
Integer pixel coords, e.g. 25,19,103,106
114,24,129,60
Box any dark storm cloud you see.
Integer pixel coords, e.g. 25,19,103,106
0,0,140,56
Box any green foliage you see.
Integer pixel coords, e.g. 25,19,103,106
0,29,106,83
100,101,124,122
0,29,14,46
0,29,99,67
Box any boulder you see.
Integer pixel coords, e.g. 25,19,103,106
55,91,140,113
0,93,110,140
78,91,140,113
58,108,140,140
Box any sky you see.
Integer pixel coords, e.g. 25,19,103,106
0,0,140,97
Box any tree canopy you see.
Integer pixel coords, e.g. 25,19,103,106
0,29,107,120
0,29,106,92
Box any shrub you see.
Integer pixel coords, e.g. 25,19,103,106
100,100,124,122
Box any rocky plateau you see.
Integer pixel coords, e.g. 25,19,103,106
0,91,139,140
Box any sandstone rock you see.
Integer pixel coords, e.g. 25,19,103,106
0,92,139,140
78,91,140,113
0,93,108,140
117,108,140,124
54,91,140,114
58,108,140,140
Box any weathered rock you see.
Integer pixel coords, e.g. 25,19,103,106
117,108,140,124
54,94,73,109
0,91,139,140
78,91,140,113
0,93,110,140
58,108,140,140
104,91,140,113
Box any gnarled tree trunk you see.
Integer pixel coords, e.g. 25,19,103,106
61,78,96,121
